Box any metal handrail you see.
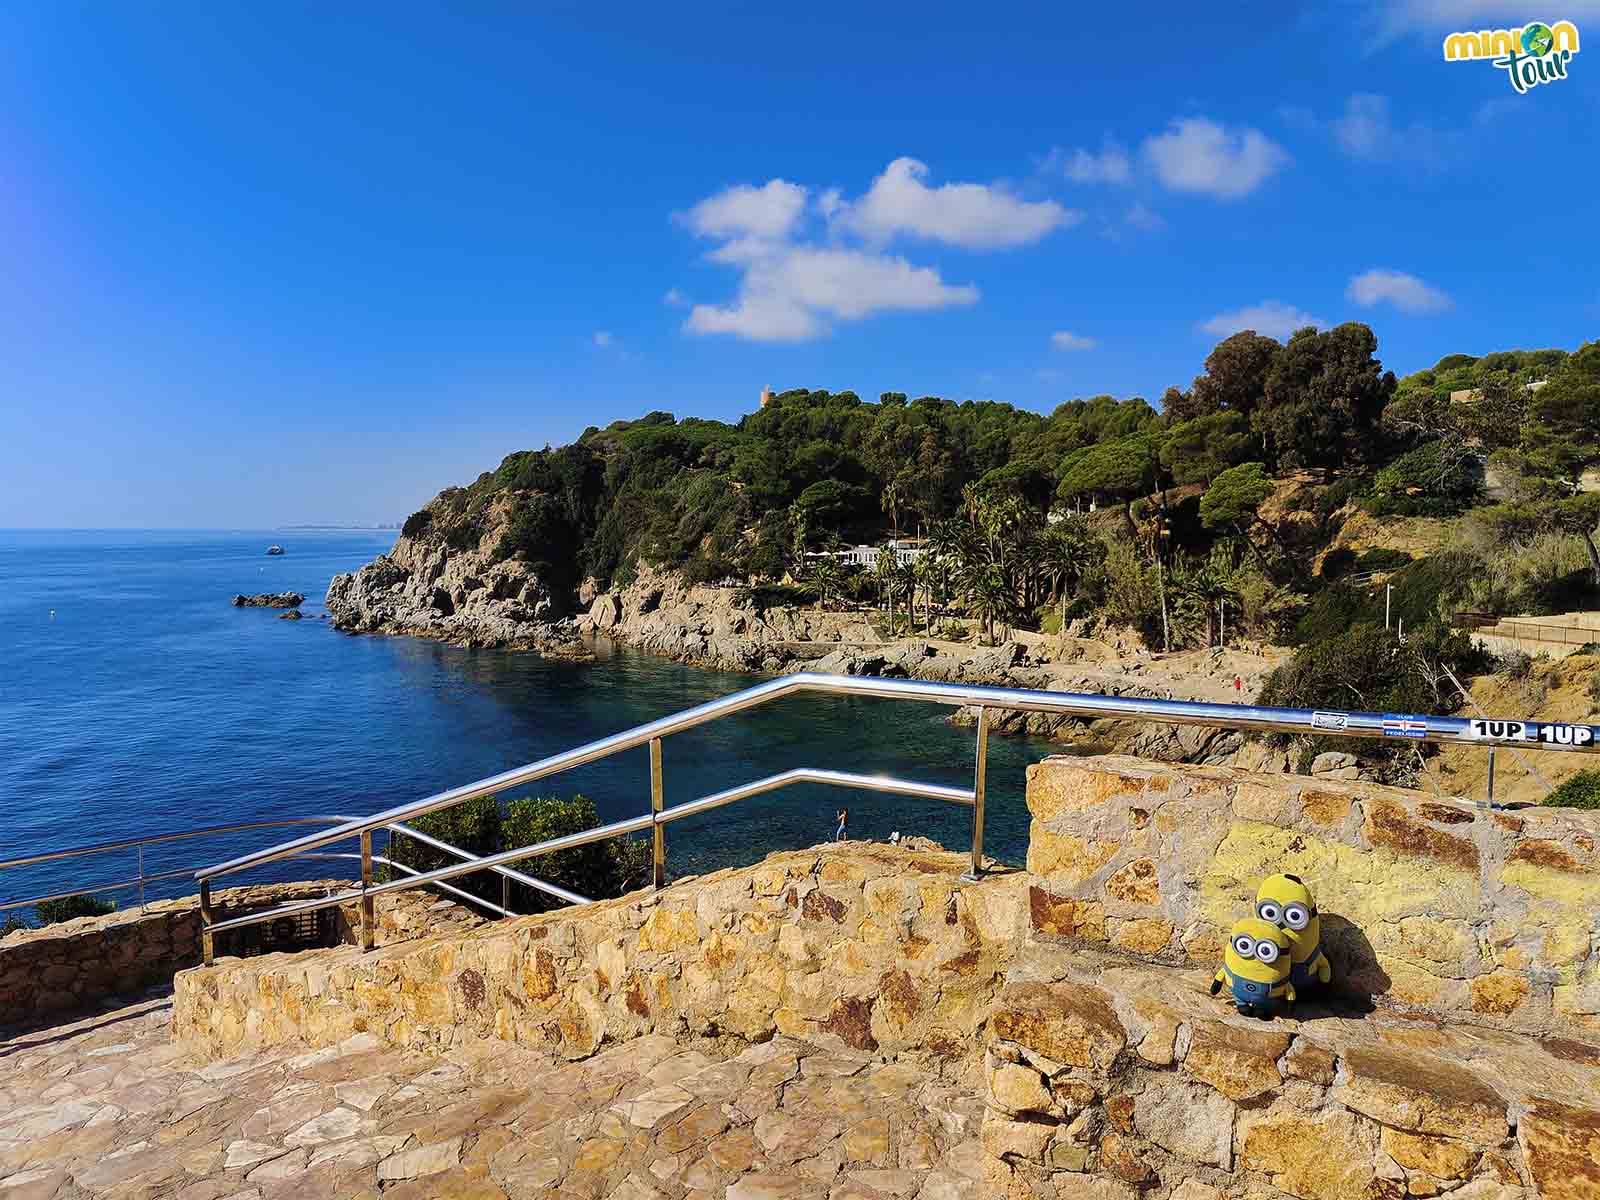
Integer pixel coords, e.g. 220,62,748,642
1,812,569,926
0,816,355,917
193,672,1600,962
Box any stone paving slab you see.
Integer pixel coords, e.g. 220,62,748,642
0,990,987,1199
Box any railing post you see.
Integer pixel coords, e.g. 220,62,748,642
502,870,510,917
137,843,146,912
1486,747,1497,810
199,878,214,966
359,830,375,952
650,737,666,890
964,706,989,882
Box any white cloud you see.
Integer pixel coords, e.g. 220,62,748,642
686,294,823,342
1199,301,1326,341
1346,269,1453,314
1366,0,1600,44
1050,330,1096,351
1123,203,1167,232
1142,118,1289,198
592,330,613,347
685,243,978,342
679,158,1071,342
1299,93,1512,169
839,157,1077,249
1047,139,1133,185
680,179,808,240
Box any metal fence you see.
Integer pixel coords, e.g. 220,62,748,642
187,673,1600,964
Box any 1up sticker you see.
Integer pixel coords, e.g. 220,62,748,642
1468,719,1596,746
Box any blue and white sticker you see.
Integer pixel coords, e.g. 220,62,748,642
1311,711,1349,732
1381,714,1428,738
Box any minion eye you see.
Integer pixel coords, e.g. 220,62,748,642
1257,901,1282,923
1232,934,1257,959
1284,904,1309,930
1255,940,1280,964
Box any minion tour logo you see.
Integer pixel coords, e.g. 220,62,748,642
1443,20,1581,92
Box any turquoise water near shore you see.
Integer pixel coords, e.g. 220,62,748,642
0,530,1059,914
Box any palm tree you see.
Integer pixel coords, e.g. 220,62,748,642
965,562,1015,646
875,545,898,633
807,554,845,612
1171,544,1242,647
1036,521,1103,650
912,551,939,633
880,480,904,539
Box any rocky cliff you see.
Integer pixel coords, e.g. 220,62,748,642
325,493,587,655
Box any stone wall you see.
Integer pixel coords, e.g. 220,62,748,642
980,943,1599,1200
174,843,1029,1065
0,882,482,1029
1023,755,1600,1040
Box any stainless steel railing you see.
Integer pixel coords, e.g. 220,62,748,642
193,672,1600,963
0,813,570,931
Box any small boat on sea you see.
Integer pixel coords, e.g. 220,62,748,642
266,544,285,556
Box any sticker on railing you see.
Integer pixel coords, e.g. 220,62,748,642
1468,719,1531,741
1311,711,1349,732
1381,715,1428,738
1467,719,1596,746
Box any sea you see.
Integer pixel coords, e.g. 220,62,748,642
0,530,1060,917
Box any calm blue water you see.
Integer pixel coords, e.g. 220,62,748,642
1,531,1056,915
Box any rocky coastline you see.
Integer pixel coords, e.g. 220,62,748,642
325,528,1299,769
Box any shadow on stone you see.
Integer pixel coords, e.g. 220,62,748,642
1312,913,1387,1015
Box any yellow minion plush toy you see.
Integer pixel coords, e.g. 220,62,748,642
1255,873,1331,989
1210,917,1295,1017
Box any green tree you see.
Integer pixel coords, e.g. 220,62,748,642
1160,411,1253,486
1189,331,1282,422
1056,433,1160,539
1036,520,1105,646
1257,323,1395,468
1524,341,1600,488
1200,463,1283,577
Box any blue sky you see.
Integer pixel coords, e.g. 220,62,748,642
2,3,1597,527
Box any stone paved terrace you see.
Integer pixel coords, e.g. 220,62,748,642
0,987,988,1199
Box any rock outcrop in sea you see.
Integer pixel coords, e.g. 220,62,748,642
325,500,586,656
231,592,305,608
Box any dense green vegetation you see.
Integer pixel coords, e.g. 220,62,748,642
1,893,116,935
405,328,1599,658
387,794,652,912
1545,770,1600,810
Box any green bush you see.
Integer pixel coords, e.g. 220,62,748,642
1259,623,1486,757
387,795,503,905
1384,550,1482,630
388,793,652,913
401,508,433,539
500,794,652,912
1545,770,1600,809
1367,440,1483,516
1290,583,1376,646
34,894,116,926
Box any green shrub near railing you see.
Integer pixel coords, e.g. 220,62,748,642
383,793,651,914
1545,770,1600,810
2,893,117,937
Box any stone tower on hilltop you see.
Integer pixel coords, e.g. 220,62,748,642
759,385,773,409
